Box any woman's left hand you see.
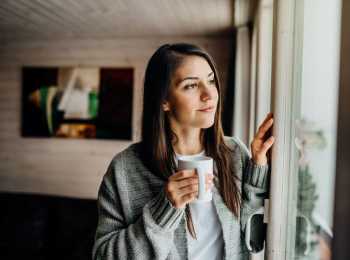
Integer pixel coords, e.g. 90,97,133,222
251,112,275,166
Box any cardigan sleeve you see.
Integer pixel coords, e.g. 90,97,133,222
92,158,185,260
231,136,269,253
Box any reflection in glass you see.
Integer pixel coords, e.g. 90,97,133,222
295,119,330,259
291,0,341,259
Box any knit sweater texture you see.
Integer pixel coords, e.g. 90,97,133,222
92,136,269,260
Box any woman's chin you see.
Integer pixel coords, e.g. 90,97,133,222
197,119,215,129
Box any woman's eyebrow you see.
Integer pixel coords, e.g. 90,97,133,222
176,72,214,86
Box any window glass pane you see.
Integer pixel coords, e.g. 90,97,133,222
293,1,341,259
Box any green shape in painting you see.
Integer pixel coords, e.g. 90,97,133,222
89,90,99,118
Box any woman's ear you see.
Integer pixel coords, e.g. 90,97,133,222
162,101,170,112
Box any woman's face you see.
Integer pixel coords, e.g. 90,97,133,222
162,55,219,130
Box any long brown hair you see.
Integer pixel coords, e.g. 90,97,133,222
140,43,241,239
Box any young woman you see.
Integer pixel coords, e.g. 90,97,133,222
92,43,275,260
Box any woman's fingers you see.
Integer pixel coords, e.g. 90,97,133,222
175,174,213,188
176,177,198,188
175,177,213,191
178,181,214,206
255,112,274,139
178,184,198,197
169,169,196,181
260,136,275,154
205,174,214,191
178,192,198,208
166,171,214,208
255,117,274,139
260,112,273,126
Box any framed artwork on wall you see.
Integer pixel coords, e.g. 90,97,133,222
21,66,133,140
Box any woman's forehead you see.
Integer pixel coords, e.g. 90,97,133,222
174,55,213,78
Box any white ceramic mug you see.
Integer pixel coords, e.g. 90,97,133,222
177,156,213,202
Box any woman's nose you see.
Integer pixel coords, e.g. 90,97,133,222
200,83,214,101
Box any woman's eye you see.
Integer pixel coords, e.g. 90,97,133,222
184,83,197,90
209,79,216,85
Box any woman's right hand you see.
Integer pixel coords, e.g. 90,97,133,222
165,170,214,209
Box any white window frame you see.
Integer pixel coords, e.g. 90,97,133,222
265,0,304,259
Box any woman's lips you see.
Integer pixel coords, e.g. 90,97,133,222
198,106,215,112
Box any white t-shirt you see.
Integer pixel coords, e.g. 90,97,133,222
174,151,224,260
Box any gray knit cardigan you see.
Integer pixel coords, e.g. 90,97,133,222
92,136,269,260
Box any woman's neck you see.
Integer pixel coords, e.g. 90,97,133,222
171,130,204,155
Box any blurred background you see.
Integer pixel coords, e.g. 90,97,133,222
0,1,349,260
